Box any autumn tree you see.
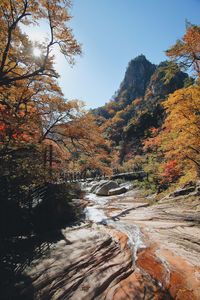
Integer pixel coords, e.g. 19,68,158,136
0,1,76,159
163,24,200,181
0,0,82,167
0,0,81,86
161,84,200,175
0,2,113,266
0,0,113,181
143,25,200,186
45,112,112,175
0,76,112,178
166,23,200,76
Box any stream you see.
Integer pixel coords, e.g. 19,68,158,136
17,181,200,299
84,191,146,263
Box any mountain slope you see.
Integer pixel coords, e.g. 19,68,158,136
93,55,189,164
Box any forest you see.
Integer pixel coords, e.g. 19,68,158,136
0,1,200,300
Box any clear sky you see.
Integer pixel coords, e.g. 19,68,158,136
34,0,200,109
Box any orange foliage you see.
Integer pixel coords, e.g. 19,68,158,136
143,127,161,151
0,1,111,177
0,0,81,86
166,24,200,76
143,25,200,184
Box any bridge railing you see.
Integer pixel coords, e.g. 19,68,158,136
60,170,147,183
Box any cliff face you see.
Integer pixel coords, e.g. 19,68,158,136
116,55,156,105
144,61,188,105
93,55,188,161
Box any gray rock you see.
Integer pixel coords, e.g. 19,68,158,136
170,186,196,197
90,183,100,193
108,187,127,196
90,180,108,193
96,181,119,196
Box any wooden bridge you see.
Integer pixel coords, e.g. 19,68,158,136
43,145,148,183
62,171,147,183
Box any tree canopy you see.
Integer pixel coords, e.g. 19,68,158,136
0,0,111,182
143,24,200,185
166,23,200,76
0,0,81,86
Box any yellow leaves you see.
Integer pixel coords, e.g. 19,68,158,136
0,1,111,175
49,110,111,174
164,84,200,130
166,24,200,76
158,83,200,176
143,77,200,183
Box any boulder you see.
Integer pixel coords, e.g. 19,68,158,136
90,183,100,193
96,181,118,196
108,186,127,196
90,180,107,193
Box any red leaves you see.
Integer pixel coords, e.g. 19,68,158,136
0,124,6,131
160,160,181,184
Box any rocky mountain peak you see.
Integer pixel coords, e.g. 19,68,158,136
117,55,156,102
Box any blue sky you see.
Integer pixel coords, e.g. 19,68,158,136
54,0,200,108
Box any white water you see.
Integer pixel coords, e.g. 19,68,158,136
85,193,109,205
85,206,107,223
84,187,145,264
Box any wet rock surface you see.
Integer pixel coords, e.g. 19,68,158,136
19,185,200,300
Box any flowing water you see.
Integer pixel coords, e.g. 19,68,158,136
84,191,145,264
16,182,199,299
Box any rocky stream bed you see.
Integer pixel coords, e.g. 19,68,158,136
19,181,200,300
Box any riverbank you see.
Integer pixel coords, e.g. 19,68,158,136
13,184,200,299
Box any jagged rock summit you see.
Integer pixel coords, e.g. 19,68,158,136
117,54,156,104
